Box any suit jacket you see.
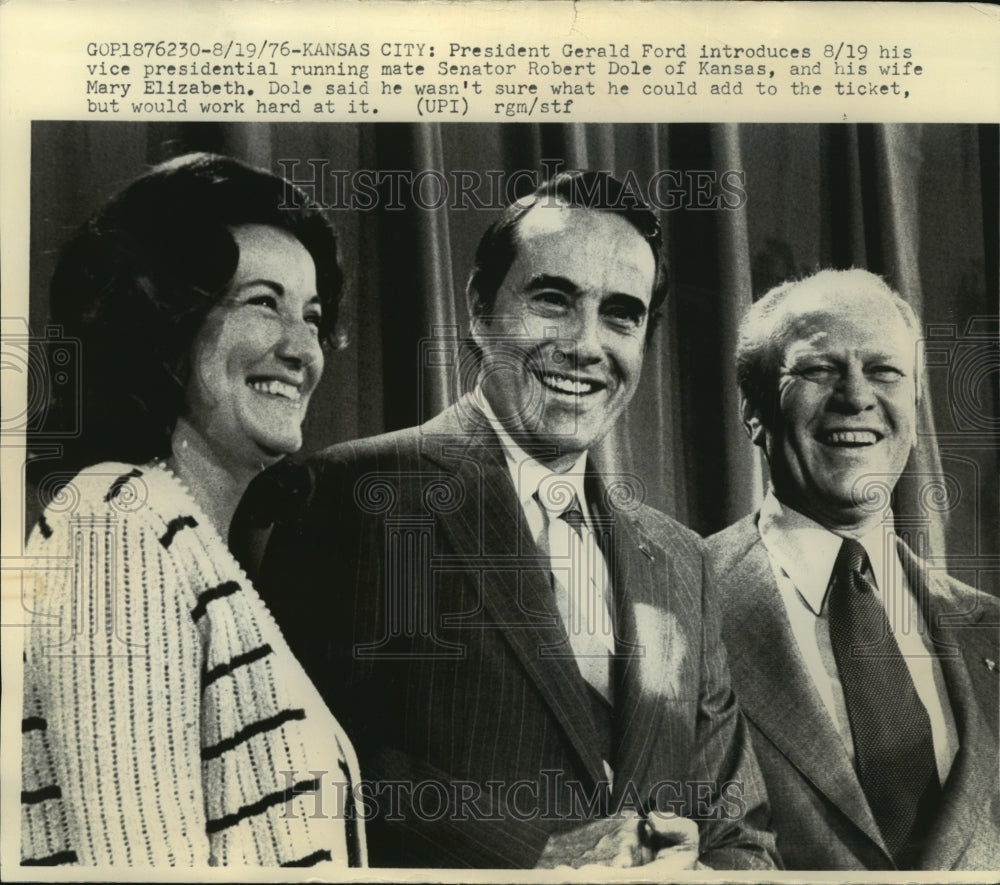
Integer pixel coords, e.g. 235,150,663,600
255,402,777,869
706,513,1000,871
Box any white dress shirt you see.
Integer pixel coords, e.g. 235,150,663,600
474,390,616,781
472,390,592,535
757,490,959,783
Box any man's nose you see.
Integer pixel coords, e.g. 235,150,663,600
564,307,603,364
833,365,876,411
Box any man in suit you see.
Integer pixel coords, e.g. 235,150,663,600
707,268,999,870
256,171,777,870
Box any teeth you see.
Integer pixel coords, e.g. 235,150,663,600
248,379,302,403
540,373,598,395
825,431,879,445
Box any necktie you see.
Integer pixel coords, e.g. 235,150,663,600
828,538,941,868
536,489,615,703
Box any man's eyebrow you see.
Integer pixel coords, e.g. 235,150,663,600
790,347,905,361
523,274,582,295
865,351,907,363
523,275,646,306
603,292,648,314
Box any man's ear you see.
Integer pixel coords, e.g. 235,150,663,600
467,288,488,346
740,395,767,448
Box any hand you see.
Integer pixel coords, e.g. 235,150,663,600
535,812,650,869
644,811,701,872
535,811,700,871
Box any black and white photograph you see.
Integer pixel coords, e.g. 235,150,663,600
1,2,998,882
10,119,998,876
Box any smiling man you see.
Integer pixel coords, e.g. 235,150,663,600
469,196,652,471
255,171,777,871
707,269,999,870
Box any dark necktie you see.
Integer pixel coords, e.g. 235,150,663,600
828,538,941,868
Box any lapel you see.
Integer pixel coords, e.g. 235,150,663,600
718,518,890,855
417,401,610,789
895,543,999,870
588,476,681,807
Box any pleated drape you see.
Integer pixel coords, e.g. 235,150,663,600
27,122,998,589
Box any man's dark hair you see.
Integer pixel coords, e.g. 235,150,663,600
44,151,342,470
465,170,668,342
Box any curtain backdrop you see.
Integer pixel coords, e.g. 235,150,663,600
27,122,999,592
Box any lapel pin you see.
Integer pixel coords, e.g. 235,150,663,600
629,518,656,561
985,658,998,673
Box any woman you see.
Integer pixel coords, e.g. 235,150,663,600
21,153,365,867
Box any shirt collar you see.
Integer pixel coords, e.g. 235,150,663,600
758,489,896,615
473,387,589,514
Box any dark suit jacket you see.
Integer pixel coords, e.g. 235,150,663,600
707,514,1000,871
255,402,777,869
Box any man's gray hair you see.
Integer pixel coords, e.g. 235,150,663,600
736,268,922,422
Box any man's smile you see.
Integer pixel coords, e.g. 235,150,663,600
816,428,885,447
536,370,606,397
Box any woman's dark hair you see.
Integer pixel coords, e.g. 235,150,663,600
44,151,342,469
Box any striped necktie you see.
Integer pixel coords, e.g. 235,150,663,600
536,489,615,703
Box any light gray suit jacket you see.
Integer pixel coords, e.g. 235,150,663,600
706,514,999,870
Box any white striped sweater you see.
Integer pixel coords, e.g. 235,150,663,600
21,462,365,867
